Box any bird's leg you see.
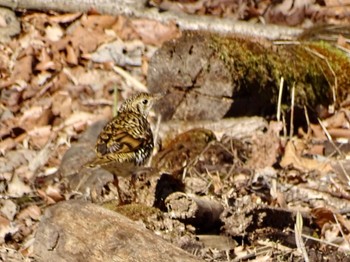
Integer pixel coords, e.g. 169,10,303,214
112,175,126,205
129,166,155,202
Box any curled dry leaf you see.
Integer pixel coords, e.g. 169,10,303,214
28,125,52,149
49,12,82,24
280,139,332,172
45,184,65,202
17,205,41,221
36,189,56,205
20,105,52,131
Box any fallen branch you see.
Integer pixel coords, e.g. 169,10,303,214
0,0,302,40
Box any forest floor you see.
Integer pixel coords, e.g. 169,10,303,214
1,1,350,261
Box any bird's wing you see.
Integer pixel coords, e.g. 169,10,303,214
96,128,146,156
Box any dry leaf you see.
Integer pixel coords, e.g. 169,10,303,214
20,105,52,131
28,126,52,149
17,205,41,221
52,91,72,118
35,48,56,71
65,43,79,65
49,13,82,24
311,207,335,229
65,67,119,92
81,14,118,30
45,24,63,42
45,184,65,202
280,139,332,172
131,19,180,46
11,53,33,83
0,138,17,155
8,174,32,197
0,200,17,221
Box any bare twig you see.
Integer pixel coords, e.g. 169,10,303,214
112,66,148,93
288,228,342,249
277,76,284,122
303,105,311,137
295,211,309,262
289,82,295,138
318,118,344,157
333,211,350,249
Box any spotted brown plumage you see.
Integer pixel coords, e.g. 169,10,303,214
86,93,160,177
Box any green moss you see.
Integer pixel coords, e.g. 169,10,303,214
207,34,350,109
102,201,162,221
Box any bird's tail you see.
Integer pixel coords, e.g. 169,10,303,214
84,157,111,168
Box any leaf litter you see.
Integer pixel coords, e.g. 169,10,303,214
0,5,350,262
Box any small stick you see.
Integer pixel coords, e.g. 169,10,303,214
112,66,148,93
295,211,309,262
289,82,295,138
282,114,287,138
303,105,311,136
277,76,284,122
318,118,344,157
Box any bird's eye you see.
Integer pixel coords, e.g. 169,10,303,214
142,99,149,105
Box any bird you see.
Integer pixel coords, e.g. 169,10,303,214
85,92,160,198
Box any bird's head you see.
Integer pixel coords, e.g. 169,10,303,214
120,92,161,116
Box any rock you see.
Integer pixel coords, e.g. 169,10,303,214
33,200,202,262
